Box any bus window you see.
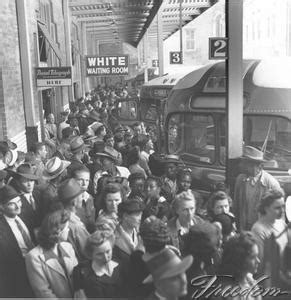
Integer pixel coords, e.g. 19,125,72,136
167,114,215,164
243,115,291,169
118,100,137,120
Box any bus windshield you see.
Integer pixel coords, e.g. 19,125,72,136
167,113,291,169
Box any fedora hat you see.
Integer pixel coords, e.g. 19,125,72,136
0,185,21,205
58,178,83,203
43,157,71,180
93,148,117,162
89,141,105,157
11,163,38,180
163,154,184,165
241,145,266,162
70,136,87,154
143,248,193,284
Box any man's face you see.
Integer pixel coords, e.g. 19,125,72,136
145,180,160,199
133,125,142,136
244,160,262,177
101,157,114,171
105,192,122,213
123,212,142,230
1,196,22,218
157,272,188,298
105,137,115,148
39,145,48,160
176,200,195,224
74,170,90,192
165,163,177,179
130,179,145,196
19,177,35,193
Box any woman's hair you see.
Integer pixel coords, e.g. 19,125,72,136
85,230,115,259
99,182,123,212
207,190,233,218
218,231,258,281
183,222,221,266
145,175,162,188
127,146,140,166
172,190,195,212
258,189,285,215
37,209,70,250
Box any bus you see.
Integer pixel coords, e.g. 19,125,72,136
117,71,196,149
164,58,291,198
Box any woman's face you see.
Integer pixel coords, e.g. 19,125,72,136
92,240,112,266
178,174,191,192
265,197,285,220
244,244,260,275
213,199,230,215
105,192,122,213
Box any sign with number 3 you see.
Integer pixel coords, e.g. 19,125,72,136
170,51,183,64
209,38,228,60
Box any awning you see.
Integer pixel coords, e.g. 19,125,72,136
37,22,63,61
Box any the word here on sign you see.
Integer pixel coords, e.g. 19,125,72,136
86,55,129,76
36,67,72,87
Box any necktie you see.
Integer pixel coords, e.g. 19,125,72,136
29,194,36,210
15,218,34,251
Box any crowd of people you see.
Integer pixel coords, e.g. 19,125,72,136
0,86,291,299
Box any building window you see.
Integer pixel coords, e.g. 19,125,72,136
185,29,195,50
214,14,225,37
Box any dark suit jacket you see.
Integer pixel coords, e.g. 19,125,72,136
9,178,42,232
0,215,34,297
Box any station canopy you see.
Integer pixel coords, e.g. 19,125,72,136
69,0,218,47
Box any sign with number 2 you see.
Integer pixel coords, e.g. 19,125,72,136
209,38,228,60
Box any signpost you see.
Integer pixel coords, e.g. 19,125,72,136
36,67,72,87
85,55,129,76
209,37,228,60
170,51,183,64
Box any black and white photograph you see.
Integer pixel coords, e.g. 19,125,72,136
1,0,291,299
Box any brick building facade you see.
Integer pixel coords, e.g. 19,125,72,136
0,0,83,151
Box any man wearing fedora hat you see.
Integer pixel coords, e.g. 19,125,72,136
0,185,34,297
143,248,192,300
39,157,71,219
9,163,42,232
92,147,130,194
161,154,184,203
58,178,90,262
234,145,280,230
67,136,88,177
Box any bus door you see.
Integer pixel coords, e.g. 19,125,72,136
167,111,226,199
116,97,140,126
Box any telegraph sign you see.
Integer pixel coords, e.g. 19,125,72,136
36,67,72,87
170,51,183,64
209,38,228,60
152,59,159,67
